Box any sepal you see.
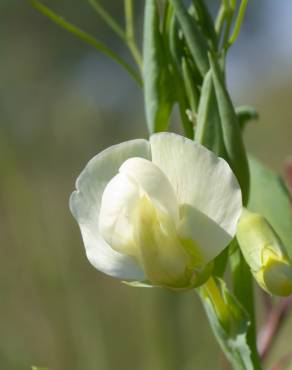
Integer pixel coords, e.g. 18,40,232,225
198,278,254,369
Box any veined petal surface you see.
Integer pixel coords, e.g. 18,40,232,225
99,172,140,258
133,196,193,288
119,157,179,222
99,157,181,279
70,139,150,280
178,205,231,262
79,223,146,281
70,133,242,286
150,133,242,240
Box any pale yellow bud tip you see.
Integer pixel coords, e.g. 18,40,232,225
256,252,292,296
237,209,292,296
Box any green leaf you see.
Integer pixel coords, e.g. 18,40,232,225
236,106,258,131
164,8,194,139
30,0,142,86
176,87,195,140
191,0,218,50
198,278,254,370
124,0,143,69
228,0,249,47
195,69,225,157
168,9,184,68
32,367,50,370
229,246,261,367
181,57,199,113
170,0,209,77
248,156,292,259
209,53,250,205
143,0,173,133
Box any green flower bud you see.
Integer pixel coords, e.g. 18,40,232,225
237,209,292,296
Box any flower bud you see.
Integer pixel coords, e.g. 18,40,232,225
237,209,292,296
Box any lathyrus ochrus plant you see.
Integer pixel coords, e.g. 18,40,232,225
31,0,292,368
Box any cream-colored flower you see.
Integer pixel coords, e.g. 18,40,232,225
70,133,242,289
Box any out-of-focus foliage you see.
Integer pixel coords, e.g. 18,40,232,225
0,1,292,370
248,157,292,259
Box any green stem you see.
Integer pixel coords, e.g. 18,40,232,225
215,1,235,53
178,95,195,140
230,246,262,369
230,0,237,11
215,3,226,36
88,0,142,74
173,62,194,139
124,0,143,71
170,63,194,139
228,0,248,46
222,9,233,50
166,10,194,139
30,0,142,86
223,0,230,10
88,0,126,41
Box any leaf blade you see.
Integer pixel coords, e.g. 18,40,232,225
170,0,209,77
143,0,173,133
248,156,292,259
195,69,225,157
209,53,250,204
199,278,255,370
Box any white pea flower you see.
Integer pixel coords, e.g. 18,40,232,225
70,133,242,289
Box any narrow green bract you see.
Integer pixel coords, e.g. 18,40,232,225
248,156,292,259
181,57,199,114
195,70,225,157
199,278,254,370
143,0,173,133
170,0,209,77
236,106,258,131
167,12,195,139
209,54,250,204
191,0,218,50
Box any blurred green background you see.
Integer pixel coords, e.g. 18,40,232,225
1,1,292,369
